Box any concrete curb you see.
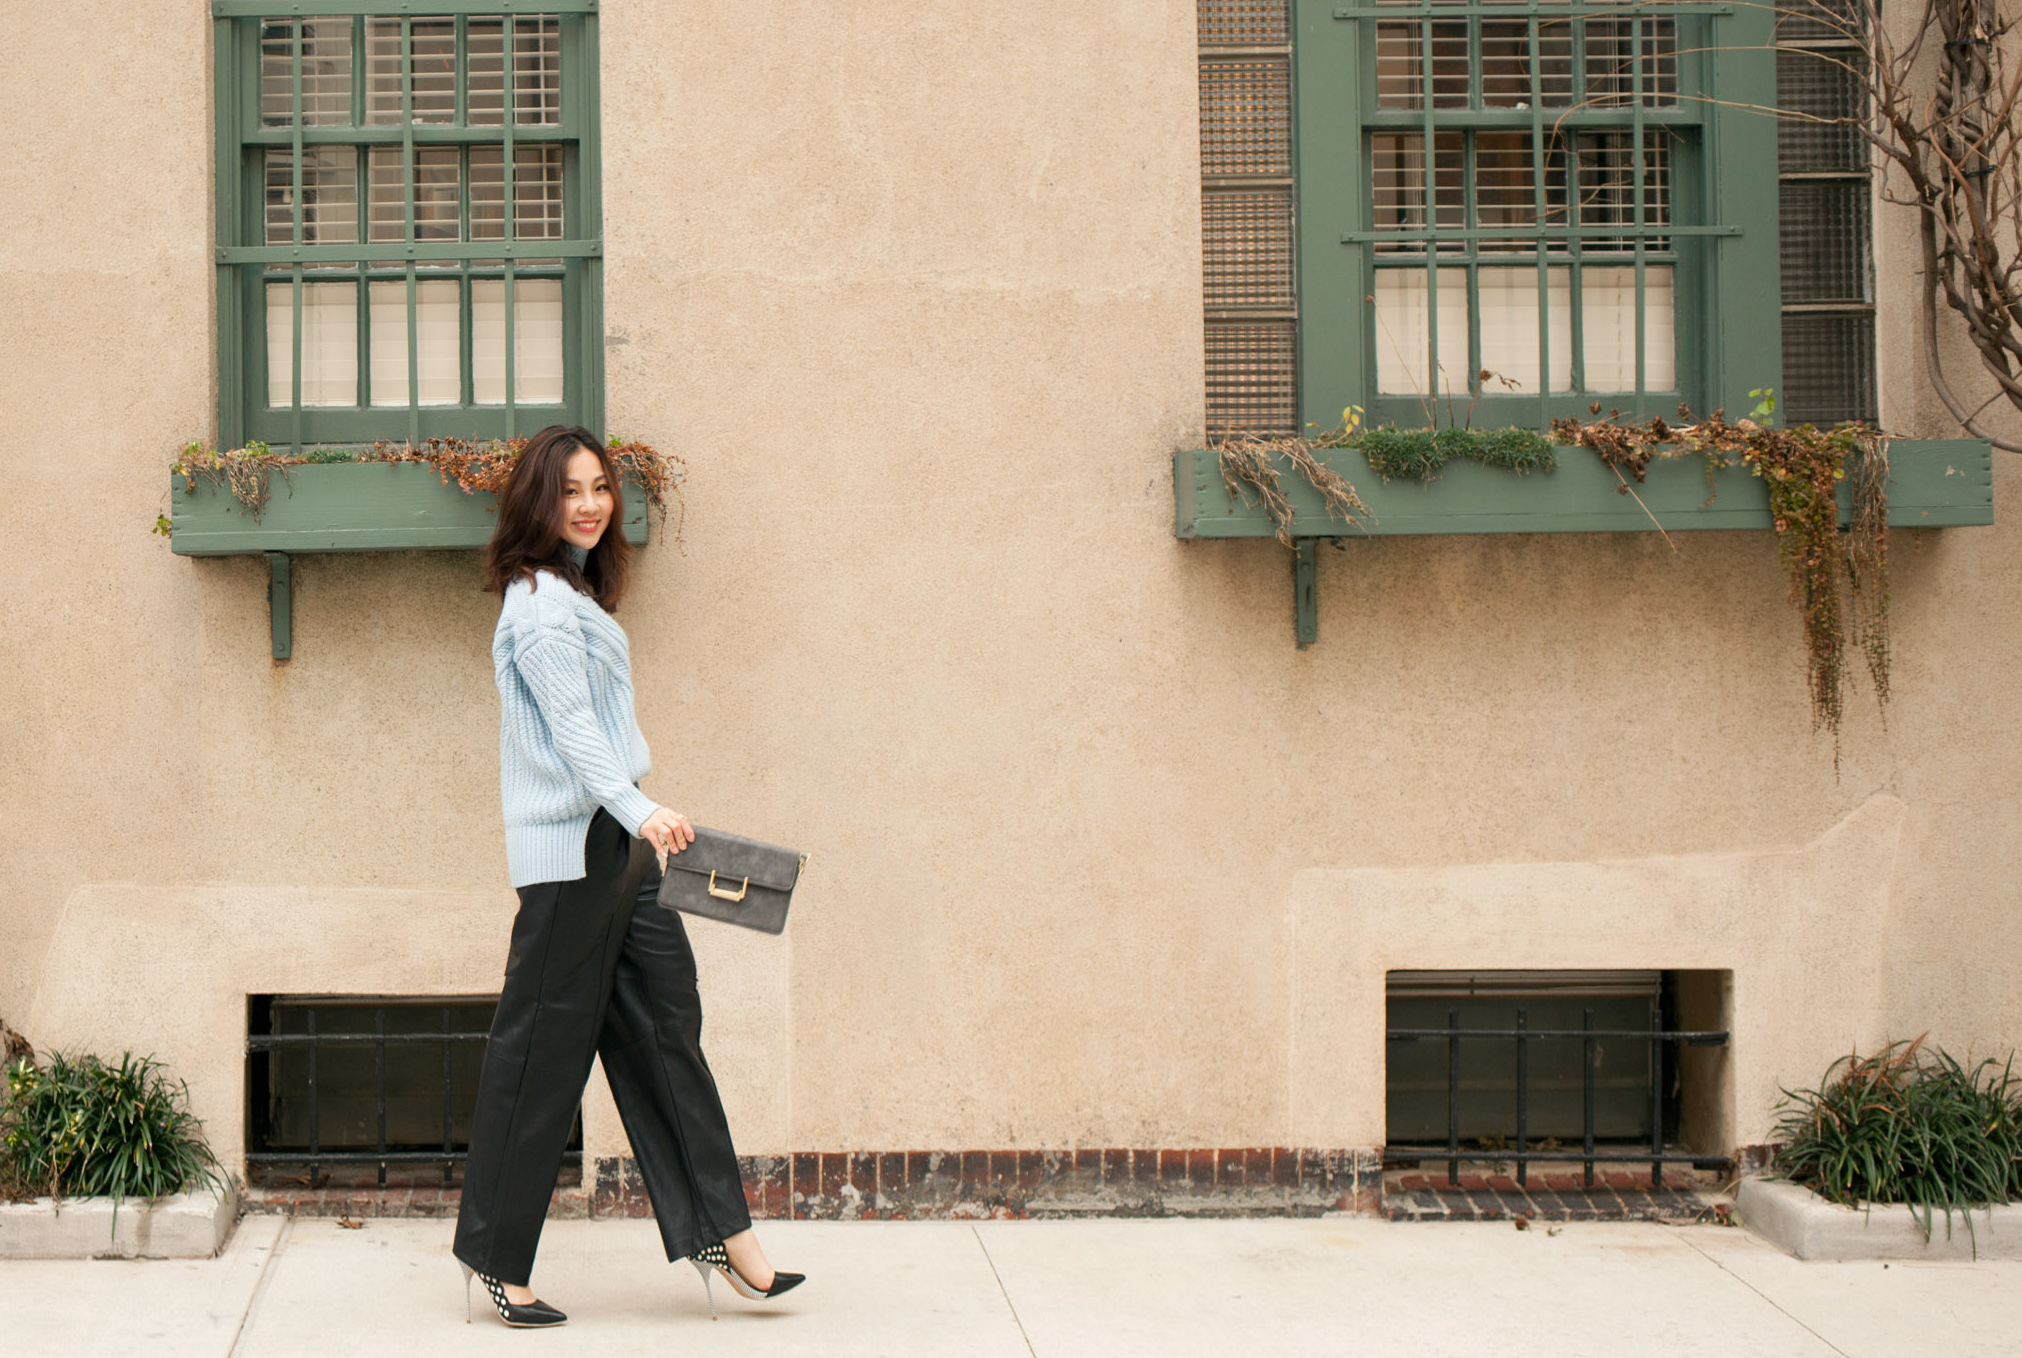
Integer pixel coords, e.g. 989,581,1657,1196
1736,1176,2022,1261
0,1182,239,1258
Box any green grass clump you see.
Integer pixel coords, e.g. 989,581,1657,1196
2,1052,223,1210
1772,1039,2022,1245
1360,425,1557,480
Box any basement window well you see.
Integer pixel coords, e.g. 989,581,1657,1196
245,994,582,1188
1383,970,1732,1186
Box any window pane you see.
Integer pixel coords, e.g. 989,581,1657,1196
369,280,462,407
1585,19,1678,108
1782,312,1875,424
365,17,459,125
1580,265,1675,390
471,145,566,265
1197,0,1289,45
1374,267,1468,396
1776,47,1867,172
1780,179,1870,303
1475,132,1571,250
368,146,463,266
1479,266,1573,392
468,17,563,127
1777,0,1860,44
1199,58,1293,176
1370,132,1463,254
1575,131,1671,251
266,281,359,408
473,279,564,404
1202,189,1296,310
264,147,359,254
1538,20,1574,107
1373,20,1466,110
260,16,352,127
1375,22,1419,109
1431,22,1468,108
1206,320,1298,436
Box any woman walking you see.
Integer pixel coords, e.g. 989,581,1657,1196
453,424,802,1327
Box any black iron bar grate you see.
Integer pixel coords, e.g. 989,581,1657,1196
1384,1006,1732,1190
246,995,581,1189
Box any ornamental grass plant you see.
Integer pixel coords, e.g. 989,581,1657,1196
1772,1038,2022,1246
1,1049,223,1215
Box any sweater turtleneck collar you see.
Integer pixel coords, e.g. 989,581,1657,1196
567,543,590,568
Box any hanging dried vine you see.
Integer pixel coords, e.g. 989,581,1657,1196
1553,411,1890,750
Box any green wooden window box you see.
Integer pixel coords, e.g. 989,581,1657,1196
169,460,649,660
168,460,648,557
1175,438,1994,646
1175,439,1994,540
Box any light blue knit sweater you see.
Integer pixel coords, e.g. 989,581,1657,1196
493,562,658,887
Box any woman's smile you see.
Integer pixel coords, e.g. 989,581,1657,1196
557,446,616,551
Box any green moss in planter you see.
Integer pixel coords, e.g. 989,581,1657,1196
1361,426,1557,481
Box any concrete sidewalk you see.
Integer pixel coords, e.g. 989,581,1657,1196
4,1215,2020,1357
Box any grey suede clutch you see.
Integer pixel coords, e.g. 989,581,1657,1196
651,826,806,935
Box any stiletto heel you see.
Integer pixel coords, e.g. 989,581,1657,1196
689,1256,719,1318
687,1241,806,1314
456,1260,569,1328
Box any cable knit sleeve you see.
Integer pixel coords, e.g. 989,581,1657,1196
510,614,660,837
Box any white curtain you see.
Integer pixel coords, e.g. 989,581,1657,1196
1478,265,1572,393
1581,265,1675,391
1375,267,1468,397
265,281,357,407
473,278,563,404
369,280,461,407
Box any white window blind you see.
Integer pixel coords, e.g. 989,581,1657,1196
1478,266,1572,393
369,280,461,407
266,282,358,407
1580,266,1675,392
473,279,564,405
1375,268,1468,397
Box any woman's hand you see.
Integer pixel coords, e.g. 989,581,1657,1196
639,807,695,870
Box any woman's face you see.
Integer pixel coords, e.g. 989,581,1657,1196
557,446,614,551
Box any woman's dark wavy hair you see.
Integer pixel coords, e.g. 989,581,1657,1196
481,424,632,611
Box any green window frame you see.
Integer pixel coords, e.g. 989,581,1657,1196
212,3,603,451
1290,0,1779,432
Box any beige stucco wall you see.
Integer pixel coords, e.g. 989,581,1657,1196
3,1,2019,1171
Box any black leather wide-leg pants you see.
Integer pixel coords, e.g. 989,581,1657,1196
453,809,754,1285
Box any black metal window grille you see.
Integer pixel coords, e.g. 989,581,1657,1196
246,994,581,1187
1384,971,1731,1189
1776,0,1876,424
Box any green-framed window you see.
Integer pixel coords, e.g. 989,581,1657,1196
212,3,602,450
1199,0,1781,434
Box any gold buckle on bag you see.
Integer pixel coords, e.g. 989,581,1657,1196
707,872,749,903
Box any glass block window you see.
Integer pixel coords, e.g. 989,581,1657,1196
1200,1,1298,437
218,8,602,450
1777,0,1875,424
1355,3,1706,415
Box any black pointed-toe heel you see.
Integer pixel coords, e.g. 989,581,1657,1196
460,1262,569,1328
686,1242,805,1318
